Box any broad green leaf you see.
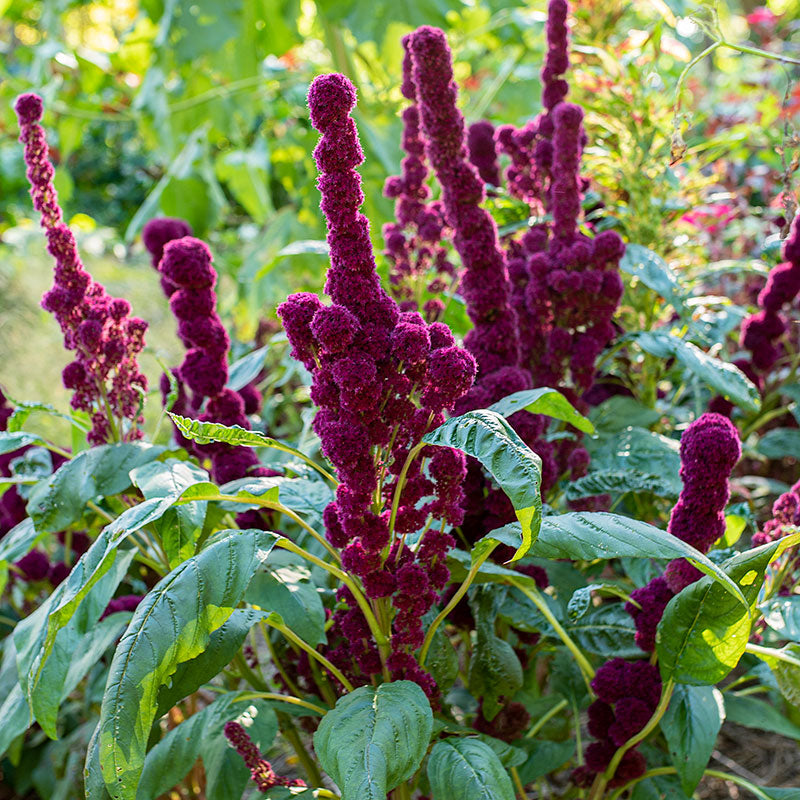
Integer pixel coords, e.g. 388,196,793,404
220,476,334,516
245,558,326,646
723,694,800,741
499,515,746,606
589,396,661,433
660,685,724,795
169,413,326,476
756,428,800,460
30,550,135,738
93,529,278,800
215,144,273,223
631,331,760,412
761,596,800,642
498,584,560,636
566,469,679,501
0,430,45,454
425,621,459,694
657,534,800,685
488,388,594,434
588,427,681,493
155,609,264,717
15,483,202,701
620,243,686,312
26,443,166,532
749,643,800,709
516,739,575,784
313,681,433,800
0,518,46,592
422,410,542,561
566,604,640,659
226,346,268,392
474,734,527,768
131,459,208,568
0,642,31,758
427,738,515,800
468,586,523,720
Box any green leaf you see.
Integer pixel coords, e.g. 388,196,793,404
313,681,433,800
427,738,515,800
245,557,326,646
723,694,800,741
620,243,686,313
0,431,45,454
155,609,265,717
226,346,268,392
566,604,640,659
660,685,724,795
474,734,527,768
488,388,594,434
0,642,31,759
131,459,208,568
26,443,166,532
631,331,760,412
749,643,800,709
589,396,661,433
215,144,273,223
169,413,323,473
30,550,135,738
566,469,679,501
468,586,523,720
516,739,575,784
0,519,46,592
755,428,800,460
657,534,800,685
499,514,746,606
589,427,681,492
761,596,800,642
422,410,542,561
93,529,279,800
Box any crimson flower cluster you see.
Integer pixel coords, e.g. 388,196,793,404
627,413,741,651
577,413,740,787
573,659,663,787
408,26,524,390
278,73,476,698
383,37,455,322
144,233,272,487
739,215,800,372
223,721,305,792
15,94,149,445
466,120,501,187
753,479,800,548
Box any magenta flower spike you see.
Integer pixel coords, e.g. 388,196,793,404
15,93,148,445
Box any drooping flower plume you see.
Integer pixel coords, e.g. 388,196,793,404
15,93,148,445
279,72,476,698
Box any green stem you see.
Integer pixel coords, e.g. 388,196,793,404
704,769,776,800
608,766,677,800
419,542,498,667
388,441,425,540
276,711,326,789
235,691,327,716
511,766,527,799
746,641,800,668
673,41,722,119
266,619,354,693
721,40,800,66
261,625,303,697
276,537,390,673
212,494,340,561
526,698,568,739
509,578,595,685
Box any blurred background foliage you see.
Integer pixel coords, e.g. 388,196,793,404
0,0,798,415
